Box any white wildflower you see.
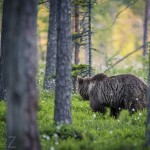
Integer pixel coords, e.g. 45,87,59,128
46,135,50,140
56,125,61,130
53,133,58,139
42,134,50,140
50,147,55,150
42,134,47,138
55,141,59,145
93,114,96,118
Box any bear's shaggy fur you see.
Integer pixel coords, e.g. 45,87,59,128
77,73,147,118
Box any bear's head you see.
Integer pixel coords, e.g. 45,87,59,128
77,73,108,100
77,76,90,100
91,73,108,82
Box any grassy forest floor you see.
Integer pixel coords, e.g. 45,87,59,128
0,67,149,150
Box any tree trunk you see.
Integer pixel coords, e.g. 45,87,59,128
73,3,80,92
43,0,57,91
146,46,150,146
146,0,150,143
74,3,80,65
0,51,5,100
54,0,72,125
143,0,150,56
84,1,92,77
88,0,92,77
4,0,41,149
0,0,6,100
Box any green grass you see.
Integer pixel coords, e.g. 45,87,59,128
38,92,147,150
0,67,149,150
0,101,6,150
0,93,148,150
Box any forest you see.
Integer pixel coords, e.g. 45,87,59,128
0,0,150,149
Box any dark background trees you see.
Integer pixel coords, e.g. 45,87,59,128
74,1,80,65
43,0,57,91
143,0,150,57
72,0,95,77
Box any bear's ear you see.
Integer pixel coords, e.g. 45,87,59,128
77,76,84,84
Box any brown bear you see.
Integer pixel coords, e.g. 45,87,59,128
77,73,147,119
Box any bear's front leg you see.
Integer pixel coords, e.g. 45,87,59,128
110,107,121,119
90,101,106,114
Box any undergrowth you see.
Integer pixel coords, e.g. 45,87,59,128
38,92,147,150
0,67,149,150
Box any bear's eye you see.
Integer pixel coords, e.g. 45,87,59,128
78,78,83,84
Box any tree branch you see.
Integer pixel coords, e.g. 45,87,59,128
38,0,49,5
100,0,137,31
104,42,150,72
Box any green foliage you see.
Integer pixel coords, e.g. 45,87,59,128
72,64,95,77
72,64,89,77
0,68,149,150
0,101,6,149
38,0,47,5
0,0,3,30
38,91,148,150
115,0,136,5
105,50,122,69
118,0,145,16
106,66,148,83
0,92,148,150
41,125,83,141
72,0,96,8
